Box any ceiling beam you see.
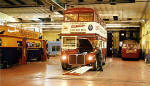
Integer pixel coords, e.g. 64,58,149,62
67,0,148,5
40,0,65,10
4,0,16,5
16,0,26,5
140,0,149,19
0,5,42,8
33,0,44,5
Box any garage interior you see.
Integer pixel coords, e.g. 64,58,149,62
0,0,150,86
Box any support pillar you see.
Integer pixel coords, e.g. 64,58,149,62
42,40,47,61
19,38,27,64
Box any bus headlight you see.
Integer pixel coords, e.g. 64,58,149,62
62,55,67,60
88,56,93,60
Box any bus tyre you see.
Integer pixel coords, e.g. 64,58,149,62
92,61,98,71
61,63,68,70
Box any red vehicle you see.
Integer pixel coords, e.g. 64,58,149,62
60,8,107,70
121,40,140,59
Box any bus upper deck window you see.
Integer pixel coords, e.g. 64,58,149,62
79,13,93,22
65,14,78,22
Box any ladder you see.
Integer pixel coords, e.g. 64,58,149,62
63,66,93,76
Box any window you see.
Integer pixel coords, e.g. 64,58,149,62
63,37,76,49
52,46,56,51
56,46,60,51
79,13,93,22
36,43,40,47
95,14,98,22
103,42,105,48
65,14,78,22
99,41,102,48
17,41,22,47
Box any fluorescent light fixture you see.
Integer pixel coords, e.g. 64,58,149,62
99,13,118,16
54,12,60,15
31,18,40,21
52,15,64,17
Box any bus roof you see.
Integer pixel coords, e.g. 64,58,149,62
64,8,94,14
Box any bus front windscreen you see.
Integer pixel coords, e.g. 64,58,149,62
62,37,76,49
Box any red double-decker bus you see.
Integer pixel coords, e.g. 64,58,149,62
60,8,107,70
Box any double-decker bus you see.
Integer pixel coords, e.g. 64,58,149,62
60,8,107,70
121,40,140,59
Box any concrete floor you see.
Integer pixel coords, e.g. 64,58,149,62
0,57,150,86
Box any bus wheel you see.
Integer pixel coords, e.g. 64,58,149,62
61,63,68,70
92,61,98,71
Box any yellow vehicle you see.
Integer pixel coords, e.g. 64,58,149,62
0,25,47,69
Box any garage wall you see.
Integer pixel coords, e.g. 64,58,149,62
43,30,61,41
141,2,150,55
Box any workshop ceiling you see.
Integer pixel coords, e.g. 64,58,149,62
0,0,64,22
0,0,149,30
